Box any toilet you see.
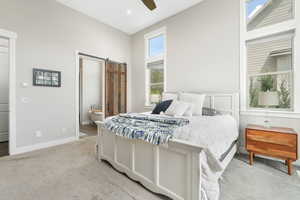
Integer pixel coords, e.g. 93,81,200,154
89,109,104,124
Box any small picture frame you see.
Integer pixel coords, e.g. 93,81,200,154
33,68,61,87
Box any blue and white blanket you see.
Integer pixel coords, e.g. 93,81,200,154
104,113,189,145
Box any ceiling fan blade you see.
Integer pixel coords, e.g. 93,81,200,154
141,0,157,11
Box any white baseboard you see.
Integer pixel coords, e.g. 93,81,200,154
80,121,90,125
294,160,300,167
11,136,78,155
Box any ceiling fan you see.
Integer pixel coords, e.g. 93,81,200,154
141,0,157,11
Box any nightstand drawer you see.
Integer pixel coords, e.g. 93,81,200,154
247,129,297,147
247,140,297,160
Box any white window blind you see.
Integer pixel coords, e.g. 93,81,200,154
247,34,293,110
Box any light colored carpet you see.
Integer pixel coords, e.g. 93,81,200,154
220,154,300,200
80,124,97,137
0,137,299,200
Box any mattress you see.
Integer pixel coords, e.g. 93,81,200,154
219,140,238,162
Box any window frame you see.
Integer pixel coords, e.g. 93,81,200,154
144,27,167,107
240,0,300,118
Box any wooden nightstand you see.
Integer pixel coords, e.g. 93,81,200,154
246,124,298,175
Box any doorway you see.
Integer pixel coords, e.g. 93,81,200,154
75,52,128,139
0,37,9,156
79,55,105,138
0,29,17,156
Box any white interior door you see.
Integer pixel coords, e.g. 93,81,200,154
0,37,9,142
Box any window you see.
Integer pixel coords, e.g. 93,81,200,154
246,0,294,31
247,35,293,110
241,0,298,114
145,28,166,106
149,34,165,57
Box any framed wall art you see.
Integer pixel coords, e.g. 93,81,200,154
33,68,61,87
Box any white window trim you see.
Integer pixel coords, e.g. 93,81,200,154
144,27,167,107
240,0,300,118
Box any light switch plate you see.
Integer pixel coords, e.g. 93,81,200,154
35,130,42,138
21,97,30,103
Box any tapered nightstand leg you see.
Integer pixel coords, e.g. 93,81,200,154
287,159,292,175
249,152,254,165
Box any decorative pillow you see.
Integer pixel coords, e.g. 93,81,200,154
165,100,190,116
162,92,178,101
183,103,194,117
179,93,206,116
202,107,222,116
151,100,173,114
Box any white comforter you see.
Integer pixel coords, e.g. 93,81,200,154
173,115,238,160
172,115,239,200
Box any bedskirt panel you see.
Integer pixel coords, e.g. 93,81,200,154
134,140,155,182
159,146,191,199
116,137,132,170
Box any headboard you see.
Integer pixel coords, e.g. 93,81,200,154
162,92,240,124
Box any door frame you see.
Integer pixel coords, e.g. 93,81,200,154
75,51,106,139
0,29,17,155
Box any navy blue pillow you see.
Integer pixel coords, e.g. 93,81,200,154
151,100,173,114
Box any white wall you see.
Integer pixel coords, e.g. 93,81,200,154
131,0,240,112
131,0,300,165
80,58,103,124
0,0,131,148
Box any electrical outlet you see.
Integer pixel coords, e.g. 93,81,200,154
35,130,42,138
21,97,30,103
297,170,300,177
21,82,28,88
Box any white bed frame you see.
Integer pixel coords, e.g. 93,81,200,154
96,93,239,200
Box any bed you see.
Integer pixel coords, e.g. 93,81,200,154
96,93,239,200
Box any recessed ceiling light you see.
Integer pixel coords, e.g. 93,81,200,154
126,9,132,15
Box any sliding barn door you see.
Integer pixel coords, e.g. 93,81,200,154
105,61,127,117
119,63,127,114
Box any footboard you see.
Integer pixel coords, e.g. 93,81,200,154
96,122,203,200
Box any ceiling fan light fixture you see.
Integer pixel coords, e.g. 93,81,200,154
141,0,157,11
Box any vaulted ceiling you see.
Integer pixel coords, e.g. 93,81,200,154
56,0,203,34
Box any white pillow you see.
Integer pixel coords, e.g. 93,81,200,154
165,100,190,116
183,103,194,117
162,92,178,101
179,93,206,116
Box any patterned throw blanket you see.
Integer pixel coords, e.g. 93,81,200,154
104,113,189,145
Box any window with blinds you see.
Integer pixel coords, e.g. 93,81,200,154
242,0,295,111
144,28,166,106
247,34,293,109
